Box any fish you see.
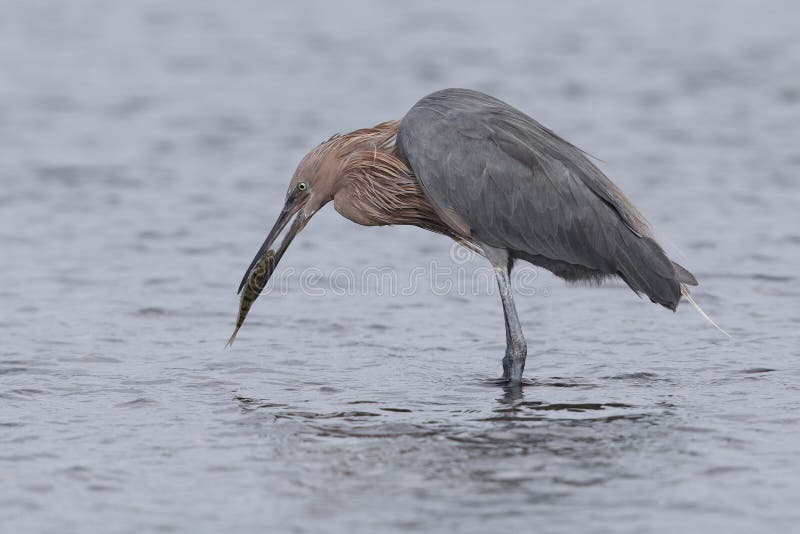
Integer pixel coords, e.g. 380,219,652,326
227,249,276,347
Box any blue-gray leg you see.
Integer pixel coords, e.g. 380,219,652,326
483,245,527,384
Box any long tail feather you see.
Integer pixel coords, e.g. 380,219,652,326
681,284,731,338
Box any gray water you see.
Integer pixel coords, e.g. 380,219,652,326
2,1,799,532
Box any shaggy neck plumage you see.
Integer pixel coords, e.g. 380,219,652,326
320,121,457,238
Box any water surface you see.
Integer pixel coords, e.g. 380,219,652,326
1,1,799,532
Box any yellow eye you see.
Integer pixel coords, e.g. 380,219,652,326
297,182,308,192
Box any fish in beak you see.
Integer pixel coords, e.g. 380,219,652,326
228,188,311,345
227,249,276,346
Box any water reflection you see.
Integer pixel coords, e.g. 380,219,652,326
2,1,798,531
233,374,668,458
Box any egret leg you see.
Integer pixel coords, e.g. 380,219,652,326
483,246,527,384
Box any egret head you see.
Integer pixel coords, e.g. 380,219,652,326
236,121,401,294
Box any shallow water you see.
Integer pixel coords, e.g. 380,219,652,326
1,1,799,532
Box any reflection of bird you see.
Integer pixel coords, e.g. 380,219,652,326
235,88,703,384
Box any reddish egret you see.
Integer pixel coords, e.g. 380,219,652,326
234,88,703,384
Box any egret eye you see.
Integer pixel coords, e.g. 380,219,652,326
297,182,308,192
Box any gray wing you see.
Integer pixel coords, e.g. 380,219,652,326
397,88,686,309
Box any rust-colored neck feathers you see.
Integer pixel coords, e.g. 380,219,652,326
298,121,458,239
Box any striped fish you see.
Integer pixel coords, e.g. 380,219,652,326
227,249,276,346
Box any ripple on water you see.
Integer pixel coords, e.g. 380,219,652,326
2,2,799,532
113,398,159,409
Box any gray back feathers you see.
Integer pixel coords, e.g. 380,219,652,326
397,88,695,310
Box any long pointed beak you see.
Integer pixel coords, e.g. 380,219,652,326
237,194,309,294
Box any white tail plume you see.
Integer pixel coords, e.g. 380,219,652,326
681,284,731,338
